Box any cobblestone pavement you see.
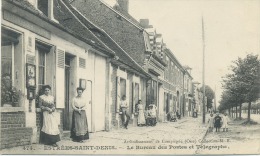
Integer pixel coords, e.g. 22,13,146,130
196,117,260,155
2,116,208,155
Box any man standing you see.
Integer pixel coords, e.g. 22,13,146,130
120,95,130,129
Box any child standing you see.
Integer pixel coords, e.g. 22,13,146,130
208,114,214,132
214,113,222,132
222,113,229,132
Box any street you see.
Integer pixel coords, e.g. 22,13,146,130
2,114,259,155
2,117,208,155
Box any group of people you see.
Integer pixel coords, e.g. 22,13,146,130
208,112,229,132
120,96,158,129
39,85,89,147
167,110,181,122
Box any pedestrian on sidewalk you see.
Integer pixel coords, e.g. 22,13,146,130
176,110,181,119
136,100,146,126
222,113,229,132
71,87,89,143
147,103,157,126
208,113,214,132
120,95,130,129
214,112,222,132
39,85,60,147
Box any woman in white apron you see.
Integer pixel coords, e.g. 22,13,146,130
39,85,60,147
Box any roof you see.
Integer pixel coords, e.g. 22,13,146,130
3,0,114,56
62,0,150,77
53,0,115,56
100,0,144,30
164,48,185,72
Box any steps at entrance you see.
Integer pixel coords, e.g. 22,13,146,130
62,130,71,139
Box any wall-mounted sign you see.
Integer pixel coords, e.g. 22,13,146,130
27,89,35,100
26,63,36,89
79,79,86,90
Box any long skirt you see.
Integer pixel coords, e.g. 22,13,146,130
39,111,60,145
137,110,146,125
70,110,89,142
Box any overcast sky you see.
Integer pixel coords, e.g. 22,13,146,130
103,0,260,106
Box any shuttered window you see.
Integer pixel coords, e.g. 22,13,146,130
79,57,86,69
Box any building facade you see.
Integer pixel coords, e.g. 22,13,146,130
1,0,120,148
1,0,196,149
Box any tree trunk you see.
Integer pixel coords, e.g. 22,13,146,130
228,108,231,116
231,107,233,118
247,101,251,122
235,106,238,118
239,103,242,120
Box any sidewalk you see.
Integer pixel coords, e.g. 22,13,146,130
196,117,260,155
1,116,208,155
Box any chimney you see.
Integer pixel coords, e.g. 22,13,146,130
139,19,153,29
117,0,129,13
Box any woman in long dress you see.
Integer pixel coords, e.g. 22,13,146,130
39,85,60,147
70,87,89,142
136,100,146,126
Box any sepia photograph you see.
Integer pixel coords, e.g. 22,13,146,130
0,0,260,155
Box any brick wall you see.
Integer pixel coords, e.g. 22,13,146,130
0,112,32,149
71,0,146,66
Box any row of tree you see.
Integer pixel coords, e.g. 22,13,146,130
219,54,260,122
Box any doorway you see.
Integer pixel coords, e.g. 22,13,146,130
86,80,92,132
63,54,74,130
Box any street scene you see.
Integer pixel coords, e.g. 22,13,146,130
1,0,260,155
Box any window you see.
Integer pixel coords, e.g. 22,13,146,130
1,45,12,81
133,83,139,113
38,0,48,16
35,42,50,102
120,78,126,98
1,28,21,107
37,48,46,91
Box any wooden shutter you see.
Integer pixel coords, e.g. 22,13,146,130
126,79,129,110
116,76,120,112
55,47,65,108
132,82,135,113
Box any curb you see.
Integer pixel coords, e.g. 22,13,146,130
195,125,208,154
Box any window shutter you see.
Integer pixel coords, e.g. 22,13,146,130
79,57,86,69
126,79,129,110
132,82,135,113
116,76,120,112
55,47,65,108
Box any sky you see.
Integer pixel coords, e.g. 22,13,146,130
103,0,260,107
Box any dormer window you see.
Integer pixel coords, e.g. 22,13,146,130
36,0,58,23
38,0,49,17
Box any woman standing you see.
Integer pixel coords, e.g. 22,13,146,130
39,85,60,147
136,100,146,126
70,87,89,142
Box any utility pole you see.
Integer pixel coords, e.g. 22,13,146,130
202,16,206,124
214,85,217,112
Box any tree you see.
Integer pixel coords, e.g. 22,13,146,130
200,85,215,111
222,54,260,122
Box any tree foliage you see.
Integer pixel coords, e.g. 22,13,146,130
219,54,260,121
200,85,215,109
